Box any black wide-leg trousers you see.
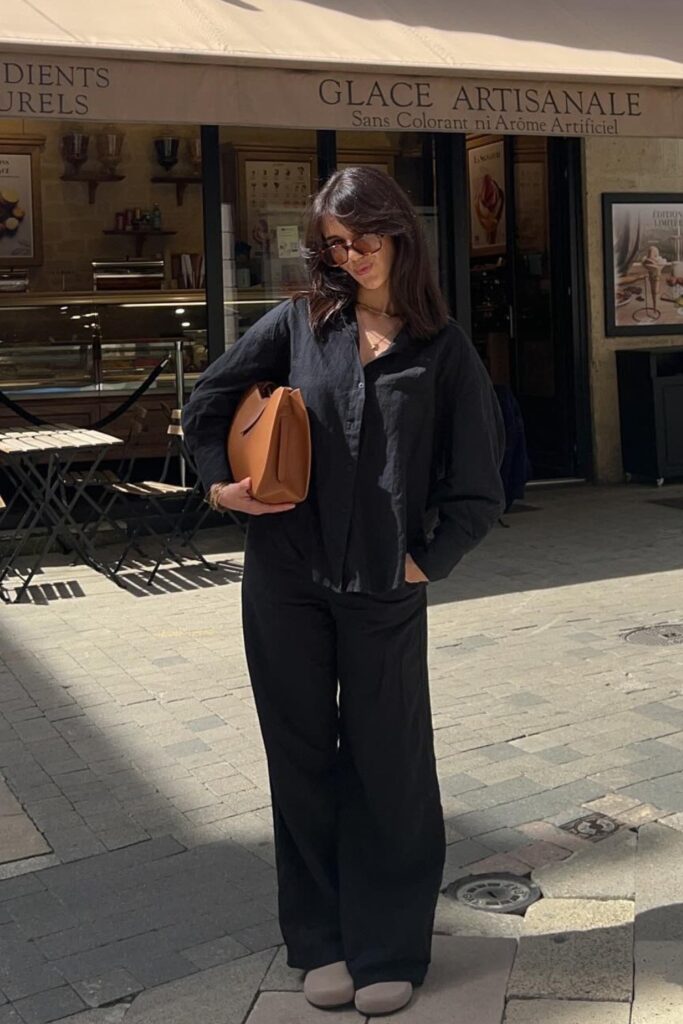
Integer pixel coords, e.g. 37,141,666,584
240,533,446,989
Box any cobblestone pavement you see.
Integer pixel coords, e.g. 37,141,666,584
1,482,683,1023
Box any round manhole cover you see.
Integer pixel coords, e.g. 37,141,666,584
444,873,541,915
623,624,683,647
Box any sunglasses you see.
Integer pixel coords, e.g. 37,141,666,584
319,233,383,267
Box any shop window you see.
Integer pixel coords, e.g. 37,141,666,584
0,117,207,410
219,127,317,345
219,128,437,346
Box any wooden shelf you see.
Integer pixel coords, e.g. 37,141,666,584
150,175,202,205
102,229,177,257
61,173,125,204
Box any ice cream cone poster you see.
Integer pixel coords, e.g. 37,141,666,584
468,139,506,256
0,144,42,267
603,194,683,336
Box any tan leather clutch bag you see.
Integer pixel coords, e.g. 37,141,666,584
227,382,311,503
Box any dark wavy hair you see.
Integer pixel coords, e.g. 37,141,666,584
301,166,449,339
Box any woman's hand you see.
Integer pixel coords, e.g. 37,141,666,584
210,477,296,516
405,553,429,584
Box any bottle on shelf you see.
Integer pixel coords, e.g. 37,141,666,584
151,204,162,231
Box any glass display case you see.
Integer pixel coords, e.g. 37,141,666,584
0,291,282,395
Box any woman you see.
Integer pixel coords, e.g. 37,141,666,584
182,166,505,1016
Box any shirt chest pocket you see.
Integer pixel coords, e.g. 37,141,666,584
371,365,433,435
374,364,428,387
374,365,430,397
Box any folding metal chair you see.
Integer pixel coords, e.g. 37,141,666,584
0,493,9,602
60,406,149,555
107,409,241,585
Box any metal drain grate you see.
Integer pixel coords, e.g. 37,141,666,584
443,873,541,915
623,623,683,647
559,812,620,842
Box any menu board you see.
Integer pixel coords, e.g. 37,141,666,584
244,159,311,256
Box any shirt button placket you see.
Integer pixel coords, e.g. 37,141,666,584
346,379,365,434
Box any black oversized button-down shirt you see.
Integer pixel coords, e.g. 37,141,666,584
182,298,505,594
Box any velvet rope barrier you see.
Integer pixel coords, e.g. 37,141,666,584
0,355,172,431
90,356,171,428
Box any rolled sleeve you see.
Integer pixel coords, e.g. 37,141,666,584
410,329,506,582
182,301,291,491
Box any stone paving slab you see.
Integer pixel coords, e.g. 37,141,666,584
0,1007,22,1024
53,1009,129,1024
632,940,683,1024
513,841,572,869
634,822,683,942
515,821,590,853
378,935,516,1023
258,947,304,992
618,774,683,815
611,802,663,827
508,899,634,1002
504,1000,631,1023
123,950,275,1024
182,933,251,969
434,895,524,939
658,812,683,832
531,828,637,899
244,993,361,1023
0,779,51,865
0,781,23,817
71,968,142,1009
11,985,86,1024
0,815,51,865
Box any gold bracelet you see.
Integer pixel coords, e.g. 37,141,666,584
206,481,230,512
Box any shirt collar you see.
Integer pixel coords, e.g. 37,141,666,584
339,301,414,349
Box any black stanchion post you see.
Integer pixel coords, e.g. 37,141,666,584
316,131,337,185
174,339,186,487
201,125,226,365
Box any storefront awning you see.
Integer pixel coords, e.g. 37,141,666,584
4,0,683,84
2,1,683,137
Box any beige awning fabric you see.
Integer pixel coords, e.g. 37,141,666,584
4,0,683,85
2,1,683,137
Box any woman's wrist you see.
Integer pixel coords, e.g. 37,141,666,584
206,480,231,511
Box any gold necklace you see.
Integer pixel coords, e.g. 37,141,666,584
364,323,402,354
356,300,400,320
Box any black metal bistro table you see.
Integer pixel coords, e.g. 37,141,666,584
0,426,124,603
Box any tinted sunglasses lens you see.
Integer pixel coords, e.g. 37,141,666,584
354,234,382,255
322,244,348,266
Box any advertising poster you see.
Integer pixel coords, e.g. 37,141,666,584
468,140,506,256
0,151,38,265
604,195,683,335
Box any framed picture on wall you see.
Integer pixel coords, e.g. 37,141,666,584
603,193,683,336
467,138,506,256
237,151,315,258
0,140,43,267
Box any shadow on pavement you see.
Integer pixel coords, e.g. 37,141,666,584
424,483,683,607
0,623,283,1019
6,484,683,606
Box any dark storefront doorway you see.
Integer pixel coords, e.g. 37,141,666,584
467,136,590,481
